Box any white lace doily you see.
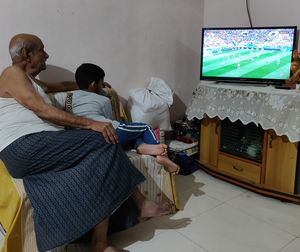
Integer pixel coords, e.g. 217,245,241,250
186,82,300,143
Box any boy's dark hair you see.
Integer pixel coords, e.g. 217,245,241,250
75,63,105,90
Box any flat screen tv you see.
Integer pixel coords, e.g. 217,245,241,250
200,26,297,85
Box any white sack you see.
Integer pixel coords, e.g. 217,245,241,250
128,77,173,130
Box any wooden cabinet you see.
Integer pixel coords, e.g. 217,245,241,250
264,131,298,194
198,117,300,203
199,116,220,170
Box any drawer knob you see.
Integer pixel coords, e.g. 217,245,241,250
233,165,243,172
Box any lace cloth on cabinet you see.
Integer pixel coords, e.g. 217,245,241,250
186,82,300,143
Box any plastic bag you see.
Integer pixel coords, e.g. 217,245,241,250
128,77,173,130
147,77,173,106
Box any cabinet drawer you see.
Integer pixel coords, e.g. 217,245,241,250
218,154,261,184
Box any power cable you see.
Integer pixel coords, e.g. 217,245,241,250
246,0,253,27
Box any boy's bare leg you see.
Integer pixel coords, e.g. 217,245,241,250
90,218,128,252
137,143,168,156
131,189,172,218
156,156,180,175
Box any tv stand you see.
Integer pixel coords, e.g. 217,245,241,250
215,80,270,87
186,82,300,203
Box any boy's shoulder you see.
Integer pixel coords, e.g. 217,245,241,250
72,90,111,105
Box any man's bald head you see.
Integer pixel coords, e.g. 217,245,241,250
9,33,41,63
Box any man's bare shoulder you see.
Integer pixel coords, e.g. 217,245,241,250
0,66,30,97
0,65,27,85
1,65,26,78
0,66,15,96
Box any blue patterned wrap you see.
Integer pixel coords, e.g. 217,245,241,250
0,129,145,251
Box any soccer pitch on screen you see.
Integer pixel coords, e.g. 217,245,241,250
202,47,293,80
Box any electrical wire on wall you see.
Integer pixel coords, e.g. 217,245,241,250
246,0,253,27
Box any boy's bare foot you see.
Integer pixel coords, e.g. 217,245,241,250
137,143,168,156
156,155,180,175
140,200,172,218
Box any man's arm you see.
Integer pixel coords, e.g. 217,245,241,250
33,78,79,93
1,66,118,144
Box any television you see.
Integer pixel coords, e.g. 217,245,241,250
200,26,297,85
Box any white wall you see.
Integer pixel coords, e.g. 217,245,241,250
0,0,204,121
203,0,300,50
1,0,298,121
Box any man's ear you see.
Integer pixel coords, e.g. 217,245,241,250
20,47,30,62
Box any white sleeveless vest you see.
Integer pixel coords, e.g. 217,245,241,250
0,80,62,152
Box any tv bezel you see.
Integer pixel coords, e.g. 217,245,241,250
200,26,298,85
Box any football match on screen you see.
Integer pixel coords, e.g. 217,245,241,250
201,28,295,80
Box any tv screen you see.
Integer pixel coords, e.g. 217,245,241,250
200,26,297,84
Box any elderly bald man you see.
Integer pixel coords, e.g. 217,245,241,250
0,33,148,252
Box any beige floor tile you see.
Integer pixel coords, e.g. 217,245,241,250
158,188,222,227
177,203,294,252
227,192,300,236
177,170,246,202
279,238,300,252
109,217,170,249
126,230,208,252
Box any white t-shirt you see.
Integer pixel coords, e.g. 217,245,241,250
51,90,120,129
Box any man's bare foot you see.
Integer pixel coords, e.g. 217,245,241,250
137,143,168,156
91,243,128,252
156,155,180,175
140,200,172,218
103,246,129,252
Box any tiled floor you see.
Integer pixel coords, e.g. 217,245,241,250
3,169,300,252
107,169,300,252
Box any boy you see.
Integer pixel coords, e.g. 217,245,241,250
74,63,180,175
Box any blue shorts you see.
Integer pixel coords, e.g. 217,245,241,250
116,122,159,149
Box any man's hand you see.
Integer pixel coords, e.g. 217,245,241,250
90,121,118,144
